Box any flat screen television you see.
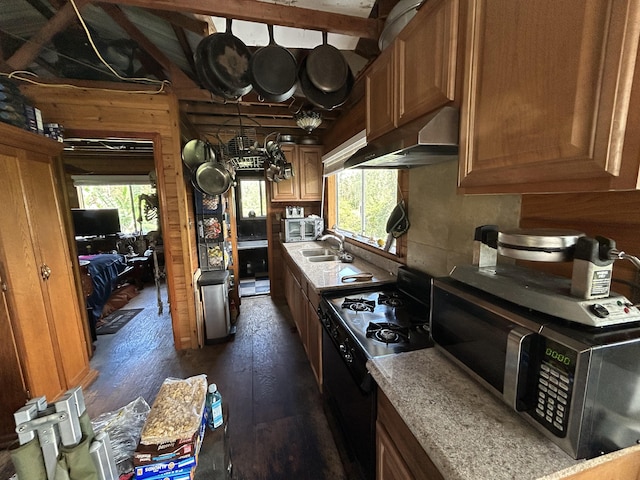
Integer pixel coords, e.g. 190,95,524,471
71,208,121,237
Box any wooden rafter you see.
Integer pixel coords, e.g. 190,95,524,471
171,24,196,75
5,0,90,71
148,9,209,36
95,0,380,40
99,3,197,88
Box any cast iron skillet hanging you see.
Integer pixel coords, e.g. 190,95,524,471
306,31,349,93
250,24,298,102
195,35,226,96
198,19,253,100
298,55,354,110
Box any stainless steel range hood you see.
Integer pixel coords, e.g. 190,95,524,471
344,106,459,169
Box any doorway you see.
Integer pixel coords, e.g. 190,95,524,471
234,173,270,297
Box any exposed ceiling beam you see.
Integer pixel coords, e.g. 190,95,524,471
186,114,319,130
171,24,196,75
148,9,210,36
5,0,90,71
23,0,56,20
99,3,197,88
181,102,339,121
95,0,380,40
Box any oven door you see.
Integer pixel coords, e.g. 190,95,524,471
322,328,376,480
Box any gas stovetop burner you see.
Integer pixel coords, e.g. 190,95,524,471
366,322,409,344
342,298,375,312
378,293,404,308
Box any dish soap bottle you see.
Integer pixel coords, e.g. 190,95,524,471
207,383,223,430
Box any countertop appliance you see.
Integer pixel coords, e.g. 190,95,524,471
431,276,640,459
283,205,304,218
430,225,640,459
281,216,323,243
318,266,433,480
452,226,640,327
197,270,235,343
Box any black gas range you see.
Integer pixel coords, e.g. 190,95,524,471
318,266,434,480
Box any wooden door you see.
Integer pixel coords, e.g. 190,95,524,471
20,153,91,389
0,264,29,444
271,145,299,202
395,0,460,126
298,146,322,201
366,46,396,141
376,423,414,480
0,148,65,401
459,0,640,193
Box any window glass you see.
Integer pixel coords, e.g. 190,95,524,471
335,169,398,249
77,184,158,234
238,178,267,218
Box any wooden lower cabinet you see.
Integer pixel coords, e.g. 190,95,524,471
0,124,96,443
283,255,322,389
377,390,444,480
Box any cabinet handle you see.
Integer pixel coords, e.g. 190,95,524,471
40,264,52,281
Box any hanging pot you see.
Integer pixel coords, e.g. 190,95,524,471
196,19,252,100
298,55,353,110
194,35,227,97
181,139,215,171
193,161,232,196
249,24,298,102
305,31,348,93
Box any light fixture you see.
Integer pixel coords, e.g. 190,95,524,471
294,110,322,133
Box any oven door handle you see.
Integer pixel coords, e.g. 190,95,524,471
503,326,535,411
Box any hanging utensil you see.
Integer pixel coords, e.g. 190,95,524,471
384,201,410,251
298,55,353,110
249,24,298,102
182,139,215,171
306,31,348,93
197,19,253,100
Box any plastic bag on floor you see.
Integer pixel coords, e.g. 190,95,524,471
90,397,150,475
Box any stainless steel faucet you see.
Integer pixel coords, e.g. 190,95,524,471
318,233,345,253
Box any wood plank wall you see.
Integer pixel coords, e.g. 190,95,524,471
520,191,640,302
21,84,200,350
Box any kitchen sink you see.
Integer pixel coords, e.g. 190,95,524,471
301,248,334,257
307,255,340,262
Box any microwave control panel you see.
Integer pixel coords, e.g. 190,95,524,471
533,339,576,437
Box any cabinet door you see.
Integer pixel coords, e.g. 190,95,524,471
20,153,91,388
271,145,299,202
459,0,640,193
395,0,460,126
306,300,322,388
298,146,323,201
376,422,414,480
367,46,396,141
0,267,29,442
0,149,66,400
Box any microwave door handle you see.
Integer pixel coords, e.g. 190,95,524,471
503,326,535,410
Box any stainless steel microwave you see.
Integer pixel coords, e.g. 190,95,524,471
281,217,323,243
431,277,640,459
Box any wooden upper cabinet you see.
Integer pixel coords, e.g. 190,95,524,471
271,145,323,202
271,145,298,202
298,146,322,200
395,0,460,127
366,46,396,141
459,0,640,193
366,0,460,142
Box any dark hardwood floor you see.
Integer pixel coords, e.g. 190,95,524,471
1,282,350,480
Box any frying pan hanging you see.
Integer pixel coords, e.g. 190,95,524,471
198,19,253,100
250,24,298,102
306,31,348,93
298,56,353,110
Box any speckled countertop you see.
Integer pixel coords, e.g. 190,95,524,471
281,241,397,292
368,349,582,480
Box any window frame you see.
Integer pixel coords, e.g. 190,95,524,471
325,169,409,261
